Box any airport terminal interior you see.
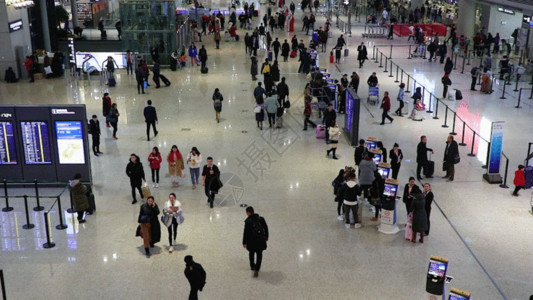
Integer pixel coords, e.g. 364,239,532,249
1,0,533,299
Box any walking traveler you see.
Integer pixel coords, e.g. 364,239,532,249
380,91,393,125
126,153,146,204
303,96,316,130
102,93,112,127
148,147,162,188
144,100,158,141
395,83,405,116
135,64,146,94
212,88,224,123
137,196,161,257
162,193,184,252
512,165,526,197
184,255,207,300
107,103,120,139
357,42,368,68
242,206,269,278
202,157,222,208
322,103,336,143
265,92,279,128
187,147,203,189
441,73,451,99
167,145,185,188
326,122,341,159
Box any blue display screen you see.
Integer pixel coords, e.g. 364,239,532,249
383,184,397,197
449,294,469,300
378,166,390,178
428,260,447,277
0,122,17,164
55,121,85,164
20,121,52,164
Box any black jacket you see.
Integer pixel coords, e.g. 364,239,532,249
272,40,281,52
444,61,453,74
138,202,161,244
322,109,336,127
199,48,208,61
144,105,158,123
416,142,432,163
403,183,421,212
89,119,101,137
242,214,269,251
185,261,207,290
443,140,459,164
276,82,289,97
367,75,378,87
126,156,146,186
282,42,290,56
389,148,403,167
354,145,366,165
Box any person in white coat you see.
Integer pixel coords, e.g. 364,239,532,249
187,147,203,189
162,193,184,253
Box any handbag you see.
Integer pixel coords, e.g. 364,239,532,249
284,98,291,108
453,154,460,164
254,106,262,113
139,215,150,223
276,107,284,117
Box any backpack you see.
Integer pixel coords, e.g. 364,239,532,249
214,99,222,108
262,64,270,74
470,67,478,77
251,217,266,241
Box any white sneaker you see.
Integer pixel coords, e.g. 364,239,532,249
169,246,173,253
345,224,350,228
152,183,155,188
155,183,159,188
354,223,362,229
337,215,344,221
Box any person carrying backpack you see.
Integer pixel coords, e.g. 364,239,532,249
212,88,224,123
242,206,269,278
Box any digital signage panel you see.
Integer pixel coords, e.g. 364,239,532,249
20,121,52,164
0,122,17,164
55,121,85,164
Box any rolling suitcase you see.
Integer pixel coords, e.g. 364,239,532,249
525,166,533,189
88,193,96,213
268,51,273,61
344,48,349,57
159,74,171,86
455,89,463,100
235,34,239,41
108,77,116,87
315,125,326,139
290,50,297,58
424,159,435,177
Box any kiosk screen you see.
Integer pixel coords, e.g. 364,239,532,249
449,293,469,300
20,121,52,164
383,183,397,197
428,260,447,277
55,121,85,164
365,141,376,149
0,122,17,164
372,154,382,164
378,167,390,178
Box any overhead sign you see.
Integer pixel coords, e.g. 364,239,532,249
8,20,23,33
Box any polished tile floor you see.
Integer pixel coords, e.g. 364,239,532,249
1,5,533,300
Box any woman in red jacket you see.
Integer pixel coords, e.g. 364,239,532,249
148,147,162,188
512,165,526,196
380,91,394,125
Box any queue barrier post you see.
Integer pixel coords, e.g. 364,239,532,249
33,179,44,211
499,158,510,189
42,212,56,249
468,131,477,157
405,75,411,93
395,65,399,82
449,111,457,135
379,52,383,68
1,269,6,300
441,106,449,128
67,191,76,214
500,79,507,99
2,179,13,212
56,196,68,230
22,195,35,230
432,97,439,119
389,60,393,77
515,88,522,108
389,45,392,59
459,122,467,146
408,45,412,59
426,91,433,113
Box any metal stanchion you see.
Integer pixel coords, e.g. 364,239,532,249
372,45,376,60
516,88,522,108
408,45,412,59
461,55,466,74
374,49,379,63
500,80,507,99
56,196,68,230
459,122,467,146
1,269,6,300
384,57,388,72
468,131,477,156
499,158,510,188
405,76,411,93
42,212,56,249
33,179,44,211
389,60,393,77
426,92,433,113
2,179,13,212
389,45,392,59
67,191,76,214
466,50,471,65
400,69,404,84
379,52,383,68
454,52,458,70
22,195,34,229
449,112,457,135
441,106,449,128
432,97,439,119
513,76,520,92
530,87,533,99
395,65,399,82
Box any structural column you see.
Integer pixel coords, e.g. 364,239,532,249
456,0,476,39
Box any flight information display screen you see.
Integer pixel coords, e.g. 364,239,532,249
20,121,52,164
0,122,17,164
55,121,85,164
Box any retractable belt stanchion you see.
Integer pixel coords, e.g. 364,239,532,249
2,180,13,212
395,65,399,82
33,179,44,211
389,60,393,77
42,212,56,249
459,122,467,146
408,45,412,59
405,75,411,93
389,45,392,59
468,131,477,157
500,80,507,99
499,157,510,189
441,106,449,128
22,195,35,230
56,196,68,230
384,57,388,72
432,97,439,119
379,52,383,68
0,269,6,300
515,88,523,108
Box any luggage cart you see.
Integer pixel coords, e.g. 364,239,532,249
367,86,379,105
410,44,426,58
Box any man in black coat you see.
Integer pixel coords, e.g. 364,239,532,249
242,206,269,278
335,34,346,49
152,61,161,88
143,100,158,141
353,139,366,166
322,103,336,144
272,37,281,61
135,65,146,94
89,115,102,156
276,77,289,104
443,135,459,181
357,42,368,68
367,72,378,87
184,255,206,300
198,45,208,70
416,135,434,181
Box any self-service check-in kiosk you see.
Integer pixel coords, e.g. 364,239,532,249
369,149,382,164
426,255,449,297
365,136,378,150
378,162,391,179
378,178,399,234
448,288,470,300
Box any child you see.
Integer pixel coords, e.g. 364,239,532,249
512,165,526,196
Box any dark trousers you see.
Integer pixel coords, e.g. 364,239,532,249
428,52,434,61
360,184,371,200
274,50,279,60
167,217,178,245
201,60,207,70
216,40,220,49
137,80,144,94
248,250,263,271
267,113,276,126
391,164,400,179
92,138,100,154
470,76,477,90
146,122,157,139
416,163,424,179
445,161,455,180
343,204,359,224
153,74,160,88
336,200,344,215
303,115,316,129
283,55,288,62
443,85,449,99
76,210,87,221
151,168,160,183
127,62,133,74
395,101,404,115
425,207,431,235
131,184,143,201
381,109,393,124
204,186,215,206
111,122,118,137
325,126,330,142
188,287,199,300
513,185,523,195
358,59,365,68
